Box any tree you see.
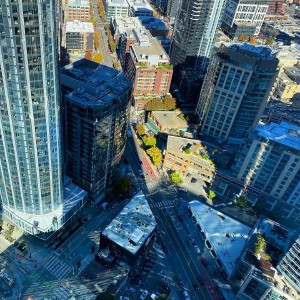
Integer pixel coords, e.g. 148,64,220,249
100,11,106,20
93,53,103,63
94,30,100,49
108,39,116,53
96,292,115,300
238,35,248,42
136,124,145,136
236,196,248,208
115,176,131,195
113,61,120,69
254,234,266,256
146,146,162,166
170,172,183,184
183,148,190,154
265,36,274,45
142,135,156,148
208,190,216,201
85,50,93,60
249,36,256,44
144,97,176,111
157,295,168,300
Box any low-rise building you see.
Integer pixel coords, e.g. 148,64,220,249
273,64,300,101
189,201,251,277
128,0,154,17
125,28,173,95
147,111,191,135
65,20,94,55
230,217,297,300
138,16,169,37
163,136,215,184
99,191,157,267
104,0,130,21
65,0,90,21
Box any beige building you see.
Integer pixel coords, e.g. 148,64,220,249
272,64,300,101
65,0,90,21
163,136,215,184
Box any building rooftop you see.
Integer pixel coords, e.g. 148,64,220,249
166,136,215,169
66,20,94,33
284,65,300,84
128,0,153,14
256,121,300,151
60,59,132,107
151,111,188,128
67,0,90,7
130,29,169,65
102,191,157,255
106,0,129,7
221,42,276,60
189,201,251,276
138,16,168,31
111,17,143,37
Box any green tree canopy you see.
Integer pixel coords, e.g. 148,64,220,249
208,190,216,200
142,135,156,148
265,36,274,45
236,196,248,208
146,146,162,166
115,176,131,195
170,172,183,184
254,234,266,256
144,97,176,111
157,294,168,300
136,124,145,136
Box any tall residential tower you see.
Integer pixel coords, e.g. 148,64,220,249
170,0,225,71
196,43,278,144
0,0,86,238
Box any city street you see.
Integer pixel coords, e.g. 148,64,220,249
91,0,115,67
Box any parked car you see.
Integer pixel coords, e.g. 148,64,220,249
120,297,130,300
200,256,208,267
125,287,136,293
178,188,188,193
194,245,201,254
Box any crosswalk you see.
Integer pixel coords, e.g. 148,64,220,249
150,199,178,209
42,252,73,280
141,181,160,191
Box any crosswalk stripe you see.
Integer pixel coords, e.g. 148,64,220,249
57,265,72,279
43,254,57,268
46,257,61,273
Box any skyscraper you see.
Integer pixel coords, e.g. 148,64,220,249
170,0,225,71
196,43,278,144
60,59,132,203
0,0,86,238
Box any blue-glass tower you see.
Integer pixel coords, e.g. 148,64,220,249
0,0,86,237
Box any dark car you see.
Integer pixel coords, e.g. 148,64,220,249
191,177,197,183
197,275,205,285
200,256,208,267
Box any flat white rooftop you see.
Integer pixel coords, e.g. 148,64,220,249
102,191,156,255
66,21,94,33
189,201,251,276
256,121,300,151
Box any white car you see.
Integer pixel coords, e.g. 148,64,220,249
120,297,130,300
140,290,148,300
125,287,136,293
194,245,201,255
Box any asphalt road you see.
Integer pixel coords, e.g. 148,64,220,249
91,0,114,67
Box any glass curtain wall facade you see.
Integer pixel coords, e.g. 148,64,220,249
170,0,225,71
0,0,64,233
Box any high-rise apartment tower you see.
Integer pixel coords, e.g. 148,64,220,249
170,0,225,71
196,43,278,144
0,0,86,238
